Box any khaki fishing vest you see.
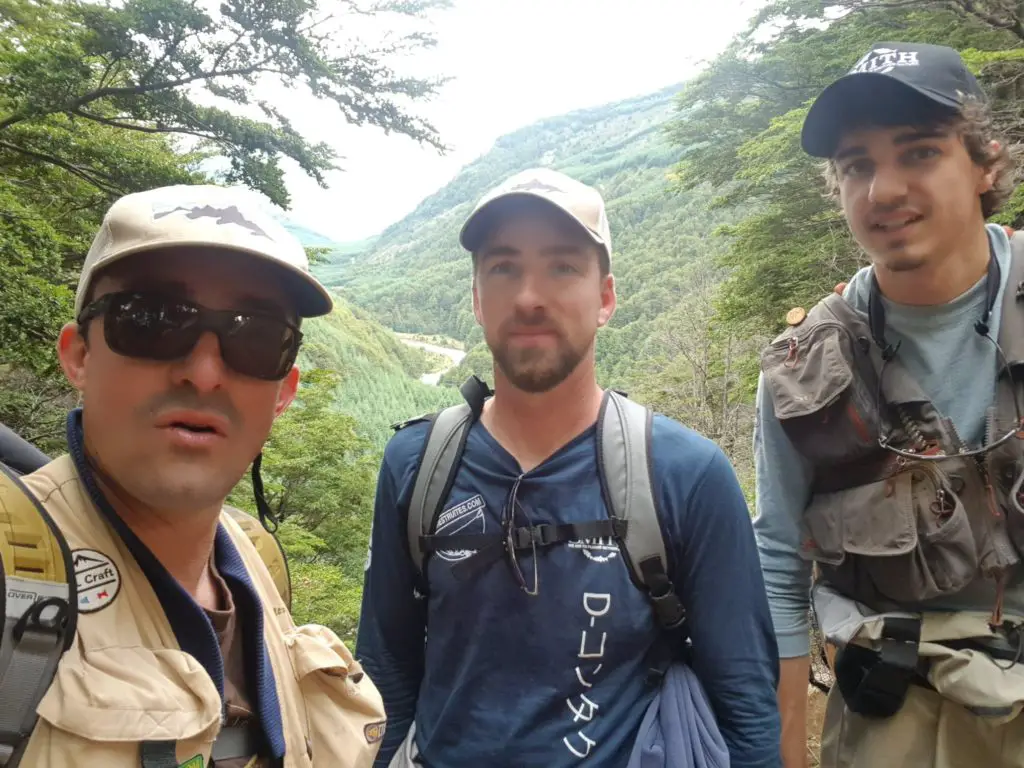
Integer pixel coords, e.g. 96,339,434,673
16,455,386,768
761,240,1024,617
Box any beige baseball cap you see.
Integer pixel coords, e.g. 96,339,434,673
459,168,612,262
75,184,333,318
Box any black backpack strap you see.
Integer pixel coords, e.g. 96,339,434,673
0,425,49,477
596,390,685,631
405,376,491,580
0,463,77,767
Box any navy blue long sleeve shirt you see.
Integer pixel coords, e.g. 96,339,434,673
357,412,780,767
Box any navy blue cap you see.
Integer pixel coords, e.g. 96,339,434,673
801,42,985,157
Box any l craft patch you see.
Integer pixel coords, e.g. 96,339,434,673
71,548,121,613
364,720,387,744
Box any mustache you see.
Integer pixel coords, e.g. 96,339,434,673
500,310,563,335
139,387,241,429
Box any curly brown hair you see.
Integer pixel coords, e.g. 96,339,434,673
822,99,1015,219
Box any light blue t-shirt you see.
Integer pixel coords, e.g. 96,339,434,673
752,223,1017,658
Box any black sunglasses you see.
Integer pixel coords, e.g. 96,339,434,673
78,291,302,381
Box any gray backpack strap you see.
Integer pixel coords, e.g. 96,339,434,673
993,231,1024,435
597,390,685,630
405,376,491,579
406,403,476,577
998,231,1024,366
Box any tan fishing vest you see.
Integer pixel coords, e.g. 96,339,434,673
16,455,386,768
760,238,1024,618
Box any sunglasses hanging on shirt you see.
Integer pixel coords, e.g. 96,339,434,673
868,247,1024,461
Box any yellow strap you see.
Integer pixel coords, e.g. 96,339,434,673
223,506,291,610
0,466,69,587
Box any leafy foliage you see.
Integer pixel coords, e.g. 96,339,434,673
0,0,454,641
289,560,365,645
0,0,447,206
669,0,1024,347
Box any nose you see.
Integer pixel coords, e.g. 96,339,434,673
169,331,229,393
868,164,908,207
512,268,547,314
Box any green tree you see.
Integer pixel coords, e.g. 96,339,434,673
0,0,451,444
228,367,379,638
230,368,377,571
668,0,1024,353
0,0,448,207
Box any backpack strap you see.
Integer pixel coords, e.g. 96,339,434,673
991,231,1024,438
998,231,1024,365
0,462,77,768
596,390,685,631
0,425,49,478
403,380,686,634
223,506,292,610
406,376,491,580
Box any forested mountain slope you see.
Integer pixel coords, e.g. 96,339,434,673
323,84,746,392
320,1,1024,513
296,297,461,449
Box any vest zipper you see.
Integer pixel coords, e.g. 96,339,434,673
943,416,967,455
974,454,1014,627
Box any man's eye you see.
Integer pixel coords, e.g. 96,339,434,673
553,262,579,275
906,146,939,162
841,159,871,177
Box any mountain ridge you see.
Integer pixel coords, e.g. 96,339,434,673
368,82,687,247
313,79,740,393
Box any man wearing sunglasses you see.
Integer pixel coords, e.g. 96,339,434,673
5,184,386,767
357,168,781,767
753,43,1024,768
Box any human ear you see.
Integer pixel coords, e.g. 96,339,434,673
57,323,88,391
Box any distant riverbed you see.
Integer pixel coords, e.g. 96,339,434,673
399,338,467,385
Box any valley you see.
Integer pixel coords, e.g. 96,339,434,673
6,4,1024,751
398,335,467,385
302,80,759,498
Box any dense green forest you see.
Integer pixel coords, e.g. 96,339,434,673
0,0,455,641
327,0,1024,505
5,0,1024,668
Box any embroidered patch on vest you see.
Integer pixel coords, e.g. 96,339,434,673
71,548,121,613
364,720,387,744
177,756,203,768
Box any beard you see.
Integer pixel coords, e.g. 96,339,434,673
490,314,590,394
879,245,930,272
871,241,930,274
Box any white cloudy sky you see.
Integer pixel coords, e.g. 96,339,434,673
270,0,766,242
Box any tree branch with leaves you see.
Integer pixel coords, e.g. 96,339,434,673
0,0,450,207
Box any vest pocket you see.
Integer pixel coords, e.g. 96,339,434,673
990,443,1024,559
801,464,978,606
285,623,386,768
24,644,221,765
762,324,880,466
